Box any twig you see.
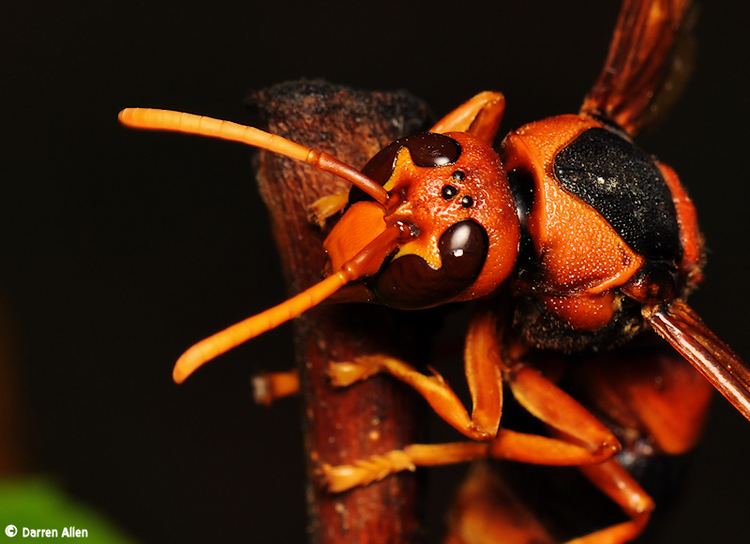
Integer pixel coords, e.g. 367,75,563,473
250,80,430,543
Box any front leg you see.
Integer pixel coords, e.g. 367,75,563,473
328,311,503,440
307,191,348,227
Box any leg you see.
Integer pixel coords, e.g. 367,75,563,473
321,442,488,493
502,346,621,459
328,312,503,440
445,463,555,544
326,316,619,492
444,460,652,544
568,460,654,544
307,191,348,227
329,355,485,440
252,370,300,406
322,428,619,493
326,314,620,492
431,91,506,144
330,328,618,455
576,345,713,455
324,442,651,543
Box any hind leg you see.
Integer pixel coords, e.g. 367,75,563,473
566,345,713,543
445,463,555,544
569,460,653,544
576,344,713,455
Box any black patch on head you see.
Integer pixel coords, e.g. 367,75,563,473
349,133,461,205
370,220,487,309
452,170,466,181
553,128,681,262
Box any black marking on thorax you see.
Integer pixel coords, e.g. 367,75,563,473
553,128,682,263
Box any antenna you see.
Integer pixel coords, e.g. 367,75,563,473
172,226,401,383
119,108,389,204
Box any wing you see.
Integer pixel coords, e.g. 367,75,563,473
646,300,750,423
581,0,696,135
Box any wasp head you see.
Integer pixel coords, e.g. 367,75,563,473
325,131,520,309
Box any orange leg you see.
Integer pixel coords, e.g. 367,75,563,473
321,442,488,493
504,362,620,459
325,313,621,492
307,191,349,227
329,333,619,459
321,426,618,493
576,345,713,455
569,460,654,544
323,436,649,542
445,463,555,544
442,458,653,544
252,370,300,406
558,347,714,543
444,459,652,544
328,312,503,440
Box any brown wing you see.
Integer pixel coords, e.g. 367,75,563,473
581,0,695,135
646,300,750,423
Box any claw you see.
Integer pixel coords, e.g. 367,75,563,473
320,450,416,493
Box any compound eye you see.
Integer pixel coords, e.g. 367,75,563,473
370,220,488,309
350,133,461,205
402,133,461,167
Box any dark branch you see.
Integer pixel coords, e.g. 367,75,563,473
250,80,430,543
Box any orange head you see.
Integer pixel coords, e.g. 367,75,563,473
325,131,520,309
118,102,519,382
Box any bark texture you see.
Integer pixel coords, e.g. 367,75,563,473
250,80,430,543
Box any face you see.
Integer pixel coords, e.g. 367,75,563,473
324,131,520,309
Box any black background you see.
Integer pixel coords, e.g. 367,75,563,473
3,1,749,542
